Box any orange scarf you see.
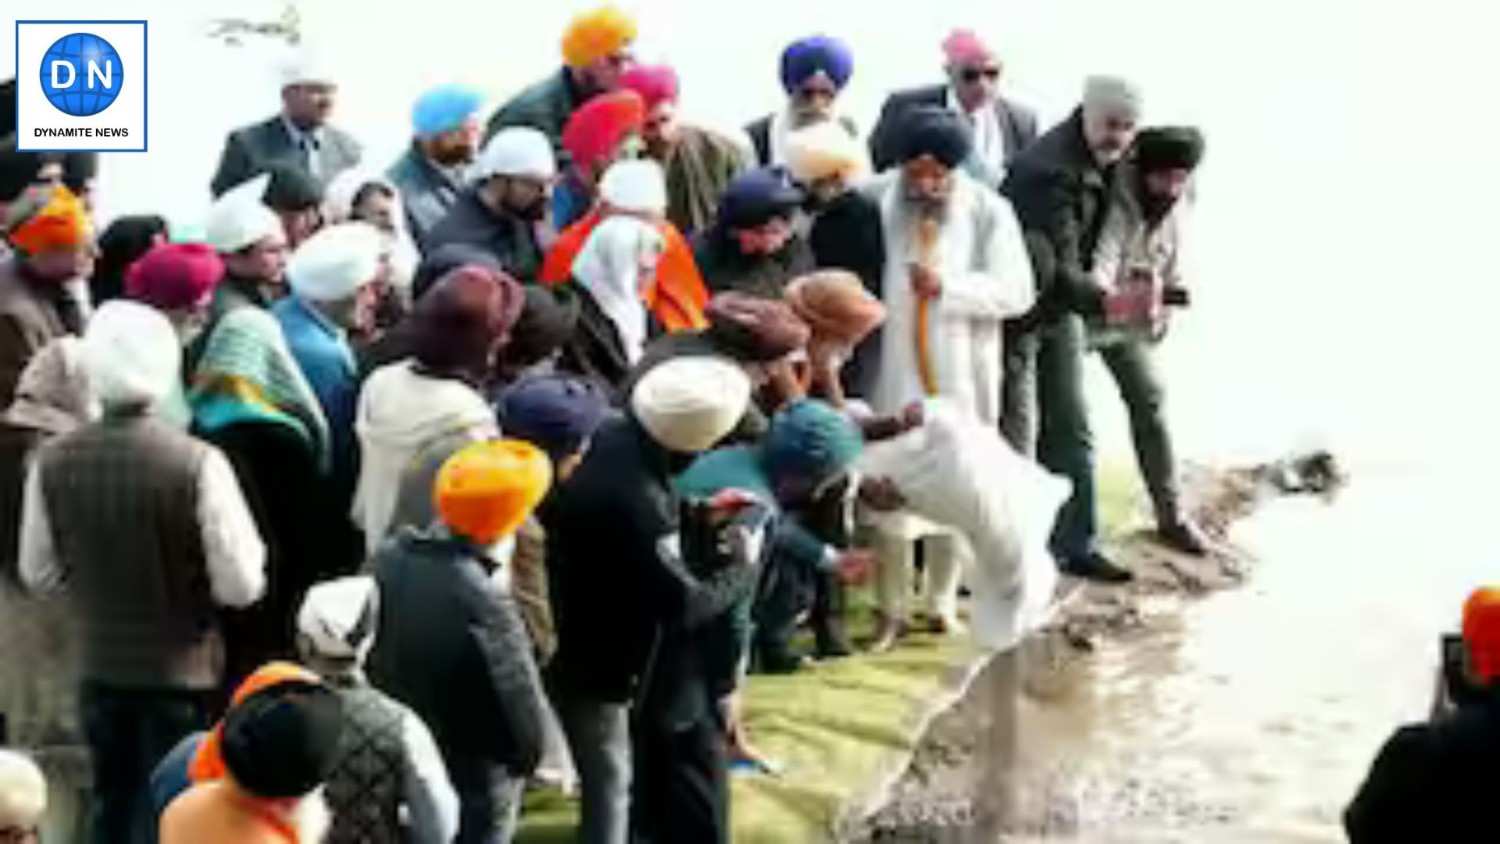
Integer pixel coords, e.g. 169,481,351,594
189,661,321,783
540,209,709,333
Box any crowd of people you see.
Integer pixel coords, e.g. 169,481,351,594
0,5,1214,843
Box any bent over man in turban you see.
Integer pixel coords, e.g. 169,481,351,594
860,105,1034,648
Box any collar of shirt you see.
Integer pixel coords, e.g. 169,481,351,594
281,114,324,152
291,293,347,344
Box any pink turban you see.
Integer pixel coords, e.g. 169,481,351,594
942,29,994,66
620,64,680,111
125,243,224,311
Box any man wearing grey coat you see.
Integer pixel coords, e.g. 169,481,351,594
209,57,361,198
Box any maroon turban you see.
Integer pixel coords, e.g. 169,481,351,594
410,265,525,382
704,291,810,363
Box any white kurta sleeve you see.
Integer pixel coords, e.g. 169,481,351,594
1091,203,1129,292
401,708,461,844
18,461,64,594
197,447,267,608
941,193,1036,320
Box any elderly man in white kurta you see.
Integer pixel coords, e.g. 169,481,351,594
861,105,1034,647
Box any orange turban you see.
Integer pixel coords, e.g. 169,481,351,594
1463,587,1500,683
435,439,552,546
563,91,646,176
189,661,321,783
561,5,638,69
7,185,92,256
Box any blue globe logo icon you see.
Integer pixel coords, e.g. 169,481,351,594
39,33,124,117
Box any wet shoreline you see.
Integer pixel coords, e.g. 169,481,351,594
849,462,1281,842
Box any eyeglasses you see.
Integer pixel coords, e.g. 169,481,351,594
960,66,1002,84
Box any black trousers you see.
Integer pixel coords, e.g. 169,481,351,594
80,680,212,844
630,717,728,844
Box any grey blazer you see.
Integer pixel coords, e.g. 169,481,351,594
209,114,361,197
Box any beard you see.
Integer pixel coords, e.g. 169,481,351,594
507,196,550,222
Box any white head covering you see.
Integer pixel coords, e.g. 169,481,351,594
473,127,557,182
297,576,377,661
82,300,181,409
599,159,667,216
1082,75,1143,121
631,356,751,453
784,120,867,185
321,169,419,291
0,750,46,829
286,222,385,302
205,173,283,254
571,216,663,364
281,47,338,88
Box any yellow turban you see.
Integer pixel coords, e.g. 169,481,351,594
561,5,638,69
435,439,553,545
7,184,93,255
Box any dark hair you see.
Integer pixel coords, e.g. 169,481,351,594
90,215,170,304
351,180,396,211
262,163,324,212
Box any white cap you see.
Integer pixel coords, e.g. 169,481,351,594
474,127,556,182
286,222,385,302
1082,75,1143,121
82,300,182,408
281,47,338,88
297,576,377,660
0,750,46,829
205,173,284,254
631,356,751,453
599,159,667,216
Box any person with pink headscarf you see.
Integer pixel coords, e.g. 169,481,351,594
619,63,751,235
869,28,1038,187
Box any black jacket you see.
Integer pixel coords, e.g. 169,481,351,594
1345,695,1500,842
422,189,544,284
868,85,1038,178
367,529,546,779
808,190,885,399
557,283,661,401
209,114,361,197
542,416,758,705
692,227,816,299
1000,108,1116,327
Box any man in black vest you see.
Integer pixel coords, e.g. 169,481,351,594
209,50,362,198
869,28,1038,186
18,300,266,844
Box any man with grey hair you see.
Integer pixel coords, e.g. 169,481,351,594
1001,75,1143,583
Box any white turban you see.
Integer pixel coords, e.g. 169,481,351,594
474,127,557,182
0,750,45,829
281,47,338,88
1082,75,1143,121
205,173,283,254
784,120,867,185
286,222,385,302
82,301,180,409
599,159,667,216
631,356,751,453
297,576,377,660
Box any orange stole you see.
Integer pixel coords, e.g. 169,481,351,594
540,210,709,332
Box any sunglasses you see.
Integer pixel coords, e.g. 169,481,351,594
960,66,1002,84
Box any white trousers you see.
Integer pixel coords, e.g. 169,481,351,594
872,526,971,624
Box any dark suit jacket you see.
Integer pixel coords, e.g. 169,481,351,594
209,114,362,197
868,85,1038,175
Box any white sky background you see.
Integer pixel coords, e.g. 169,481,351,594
6,0,1500,469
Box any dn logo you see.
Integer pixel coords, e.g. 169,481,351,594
39,32,124,117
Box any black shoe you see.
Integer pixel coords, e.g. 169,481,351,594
756,646,809,675
1061,551,1135,584
1156,521,1210,556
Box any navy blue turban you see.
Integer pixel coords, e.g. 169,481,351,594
780,35,854,93
497,373,610,464
898,105,974,168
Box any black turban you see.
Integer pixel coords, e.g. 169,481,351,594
718,167,805,230
898,106,973,168
221,681,344,799
1133,127,1206,173
508,285,581,368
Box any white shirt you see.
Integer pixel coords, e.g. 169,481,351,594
395,697,460,844
19,442,267,607
945,88,1006,187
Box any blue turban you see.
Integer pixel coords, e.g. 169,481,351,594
764,398,863,488
780,36,854,93
496,373,610,464
412,84,484,137
898,105,973,168
718,167,805,230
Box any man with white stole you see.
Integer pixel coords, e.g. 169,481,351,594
861,105,1035,649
